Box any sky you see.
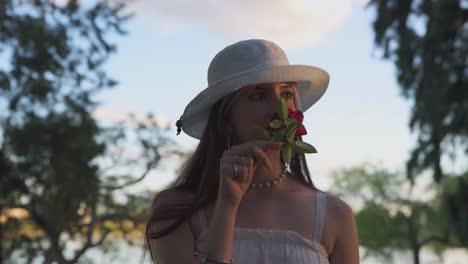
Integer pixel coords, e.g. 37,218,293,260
92,0,420,193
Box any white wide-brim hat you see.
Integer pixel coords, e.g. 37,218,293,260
176,39,330,140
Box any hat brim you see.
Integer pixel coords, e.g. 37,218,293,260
182,64,330,140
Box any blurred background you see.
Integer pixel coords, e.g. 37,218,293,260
0,0,467,263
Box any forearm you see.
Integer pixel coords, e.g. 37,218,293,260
198,199,239,263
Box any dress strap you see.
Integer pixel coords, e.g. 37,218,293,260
313,191,327,243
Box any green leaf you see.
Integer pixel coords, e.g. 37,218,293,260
278,97,288,120
281,142,293,166
284,122,297,133
271,131,286,141
269,119,283,129
282,121,297,142
291,141,317,153
287,127,296,142
255,125,270,140
284,117,298,126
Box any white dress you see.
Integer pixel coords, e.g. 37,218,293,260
196,191,330,264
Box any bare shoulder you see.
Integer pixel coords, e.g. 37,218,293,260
323,192,360,264
152,189,208,237
324,193,355,223
323,192,356,240
148,189,198,263
149,189,196,235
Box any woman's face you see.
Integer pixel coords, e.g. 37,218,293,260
229,82,297,144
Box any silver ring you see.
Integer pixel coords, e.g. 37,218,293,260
234,155,245,161
233,155,243,177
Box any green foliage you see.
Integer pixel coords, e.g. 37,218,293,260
268,119,283,129
278,97,288,120
0,1,179,263
440,172,468,246
330,163,455,263
368,0,467,183
368,0,468,246
355,203,395,261
330,163,404,204
290,141,317,154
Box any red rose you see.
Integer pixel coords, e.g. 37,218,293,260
265,108,307,140
288,108,304,125
295,124,307,138
287,108,307,139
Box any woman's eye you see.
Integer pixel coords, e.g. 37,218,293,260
283,91,294,99
249,91,294,100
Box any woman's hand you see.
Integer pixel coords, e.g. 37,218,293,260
218,140,283,206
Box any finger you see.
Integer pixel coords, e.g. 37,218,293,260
226,145,272,169
238,164,251,180
243,157,255,178
238,155,253,167
235,157,252,167
221,162,244,179
247,158,254,175
238,166,248,181
249,145,272,169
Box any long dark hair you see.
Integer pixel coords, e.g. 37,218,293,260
143,85,320,262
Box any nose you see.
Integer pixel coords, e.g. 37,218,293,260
270,87,294,108
269,85,283,103
264,91,285,122
266,92,281,113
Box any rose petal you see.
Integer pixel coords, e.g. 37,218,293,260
288,109,304,125
295,125,307,137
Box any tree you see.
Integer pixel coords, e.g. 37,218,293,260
367,0,467,182
0,1,180,263
439,171,468,246
330,163,455,264
367,0,468,246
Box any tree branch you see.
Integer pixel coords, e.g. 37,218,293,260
101,160,158,190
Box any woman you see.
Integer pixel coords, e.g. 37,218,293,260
145,39,359,263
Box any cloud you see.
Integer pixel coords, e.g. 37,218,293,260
92,107,171,129
130,0,365,50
